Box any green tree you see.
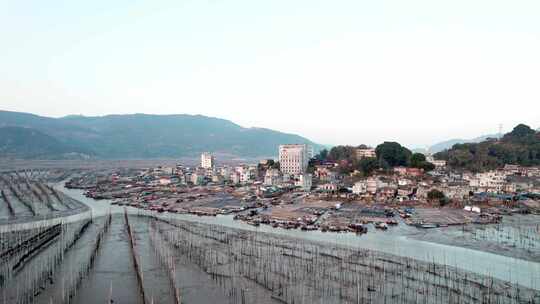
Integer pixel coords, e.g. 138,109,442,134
420,162,435,172
375,142,412,167
410,153,426,168
434,123,540,172
315,148,329,161
427,189,445,200
357,157,379,176
328,145,356,161
506,124,536,138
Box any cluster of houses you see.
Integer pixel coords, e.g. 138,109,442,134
89,145,540,218
344,164,540,204
154,147,540,208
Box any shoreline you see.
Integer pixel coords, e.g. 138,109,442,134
55,182,540,291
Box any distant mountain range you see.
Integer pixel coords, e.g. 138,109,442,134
0,111,322,159
427,134,501,153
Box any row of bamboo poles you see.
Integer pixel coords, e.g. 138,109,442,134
149,220,182,304
0,210,112,304
143,213,539,304
124,209,148,304
0,172,77,220
468,223,540,252
55,212,112,304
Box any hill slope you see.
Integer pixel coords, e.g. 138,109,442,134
434,124,540,172
0,126,90,159
0,111,321,159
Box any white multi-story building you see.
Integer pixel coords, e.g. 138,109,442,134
355,148,376,160
201,152,215,169
352,181,368,194
279,144,308,176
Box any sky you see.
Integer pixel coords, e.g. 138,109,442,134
1,0,539,148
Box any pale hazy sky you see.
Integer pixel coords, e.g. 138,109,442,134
1,0,539,148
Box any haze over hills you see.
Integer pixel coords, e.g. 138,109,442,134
426,134,501,154
0,110,322,159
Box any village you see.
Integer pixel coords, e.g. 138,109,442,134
64,144,540,235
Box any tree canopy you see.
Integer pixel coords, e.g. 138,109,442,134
375,142,412,168
434,124,540,172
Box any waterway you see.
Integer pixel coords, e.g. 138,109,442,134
55,183,540,291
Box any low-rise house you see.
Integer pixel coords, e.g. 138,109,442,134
318,183,338,193
397,186,414,197
264,169,282,186
398,178,412,186
503,164,520,175
314,165,336,182
405,168,424,177
440,183,471,199
159,178,171,185
470,170,506,192
507,176,535,192
296,174,313,191
191,173,204,185
352,181,368,194
220,167,232,181
394,167,407,175
367,177,378,194
212,174,223,184
230,172,241,185
378,187,397,200
426,155,447,168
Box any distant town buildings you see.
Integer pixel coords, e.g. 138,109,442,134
426,155,447,168
355,148,376,160
201,152,215,169
279,144,309,176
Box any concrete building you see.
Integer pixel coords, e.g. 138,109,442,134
426,155,447,168
230,172,241,185
318,183,338,192
352,181,368,194
355,148,376,160
220,166,231,181
367,177,379,194
264,169,282,186
279,144,309,176
191,172,204,185
201,152,215,169
296,174,313,191
307,145,315,159
469,171,506,192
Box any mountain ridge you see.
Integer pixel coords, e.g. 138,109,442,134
0,110,322,159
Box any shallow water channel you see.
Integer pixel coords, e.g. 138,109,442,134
55,184,540,291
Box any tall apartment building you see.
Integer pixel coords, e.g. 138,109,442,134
279,144,308,176
200,152,214,169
